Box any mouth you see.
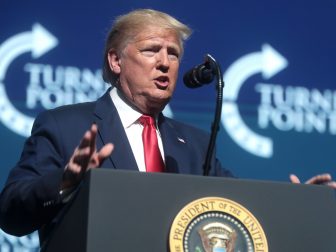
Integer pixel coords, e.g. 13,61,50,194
154,76,169,89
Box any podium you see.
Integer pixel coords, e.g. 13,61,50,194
44,169,336,251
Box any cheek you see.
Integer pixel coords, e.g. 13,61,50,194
126,60,154,80
170,67,179,84
171,62,180,75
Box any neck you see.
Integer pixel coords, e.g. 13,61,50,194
116,87,165,116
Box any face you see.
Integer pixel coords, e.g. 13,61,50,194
108,26,181,115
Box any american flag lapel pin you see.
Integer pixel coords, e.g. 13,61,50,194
177,137,186,144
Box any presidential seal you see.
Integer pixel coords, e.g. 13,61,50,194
169,197,268,252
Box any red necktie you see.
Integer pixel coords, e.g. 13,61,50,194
139,115,165,172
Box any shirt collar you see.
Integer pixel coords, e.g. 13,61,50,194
110,87,142,129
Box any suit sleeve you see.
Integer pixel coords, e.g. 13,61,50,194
0,111,68,236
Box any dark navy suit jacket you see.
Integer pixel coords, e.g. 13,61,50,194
0,90,233,241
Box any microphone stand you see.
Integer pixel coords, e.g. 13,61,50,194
202,54,224,176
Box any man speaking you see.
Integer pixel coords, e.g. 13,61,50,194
0,8,334,249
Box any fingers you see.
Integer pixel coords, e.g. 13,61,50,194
71,131,95,169
289,174,301,184
77,124,97,155
62,144,93,189
72,146,92,165
97,143,114,162
290,173,336,190
62,124,113,189
305,173,332,185
88,143,114,168
324,181,336,189
89,124,97,156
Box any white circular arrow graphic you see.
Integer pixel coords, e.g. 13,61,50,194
0,23,58,137
222,44,288,158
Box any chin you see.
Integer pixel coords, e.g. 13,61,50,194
153,95,171,105
146,97,170,114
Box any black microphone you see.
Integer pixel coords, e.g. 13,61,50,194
183,60,215,88
183,54,224,176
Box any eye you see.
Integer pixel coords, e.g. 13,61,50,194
140,46,160,57
168,53,179,61
168,48,180,61
141,50,155,57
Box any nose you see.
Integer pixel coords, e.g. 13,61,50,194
156,50,170,72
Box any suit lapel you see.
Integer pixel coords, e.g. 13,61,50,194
159,115,190,174
93,90,138,171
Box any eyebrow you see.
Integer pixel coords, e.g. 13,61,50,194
139,40,181,53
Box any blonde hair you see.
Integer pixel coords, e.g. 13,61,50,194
102,9,192,84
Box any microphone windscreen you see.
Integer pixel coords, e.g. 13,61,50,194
183,63,214,88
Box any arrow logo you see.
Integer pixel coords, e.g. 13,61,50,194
221,44,288,158
0,23,58,137
32,23,58,58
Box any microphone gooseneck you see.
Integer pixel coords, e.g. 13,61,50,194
183,54,225,176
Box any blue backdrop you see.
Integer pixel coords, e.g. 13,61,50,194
1,0,335,250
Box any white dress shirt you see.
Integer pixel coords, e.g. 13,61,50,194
110,87,165,172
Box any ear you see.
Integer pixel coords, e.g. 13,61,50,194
107,49,121,74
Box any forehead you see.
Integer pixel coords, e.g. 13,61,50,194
131,26,181,49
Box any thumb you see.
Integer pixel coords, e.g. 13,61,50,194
289,174,301,184
97,143,114,163
88,143,114,168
